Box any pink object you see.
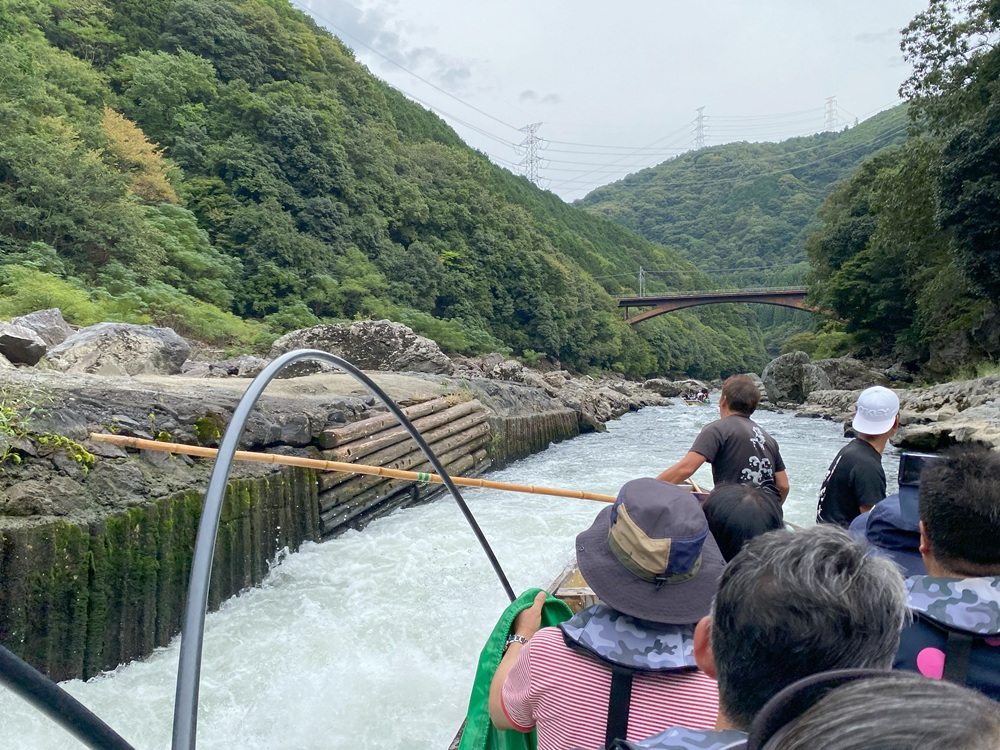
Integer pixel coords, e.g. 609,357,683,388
916,647,946,680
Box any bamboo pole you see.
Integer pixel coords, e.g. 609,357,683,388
89,433,619,503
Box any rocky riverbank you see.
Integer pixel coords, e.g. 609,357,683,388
759,350,1000,450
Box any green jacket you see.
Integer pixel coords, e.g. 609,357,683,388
457,588,574,750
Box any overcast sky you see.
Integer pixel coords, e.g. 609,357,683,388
298,0,929,201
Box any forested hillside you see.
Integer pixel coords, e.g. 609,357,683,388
577,107,909,289
0,0,767,379
801,0,1000,377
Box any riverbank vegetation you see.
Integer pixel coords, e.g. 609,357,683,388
0,0,768,379
804,0,1000,377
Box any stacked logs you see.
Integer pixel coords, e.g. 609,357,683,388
316,396,492,538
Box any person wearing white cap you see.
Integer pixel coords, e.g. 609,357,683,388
815,385,900,527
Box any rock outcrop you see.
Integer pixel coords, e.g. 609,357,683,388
761,351,830,404
269,320,454,376
799,375,1000,450
44,323,191,376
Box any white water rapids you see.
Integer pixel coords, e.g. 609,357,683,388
0,403,900,749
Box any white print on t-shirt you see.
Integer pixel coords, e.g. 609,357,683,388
750,426,766,452
741,454,773,486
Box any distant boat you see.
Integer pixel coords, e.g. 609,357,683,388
682,398,709,406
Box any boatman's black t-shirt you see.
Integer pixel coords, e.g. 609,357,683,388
816,438,886,527
689,414,785,501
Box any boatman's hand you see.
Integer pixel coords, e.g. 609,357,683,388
513,590,546,640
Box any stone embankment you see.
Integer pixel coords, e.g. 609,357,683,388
0,314,675,681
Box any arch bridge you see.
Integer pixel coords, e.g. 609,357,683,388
617,287,820,324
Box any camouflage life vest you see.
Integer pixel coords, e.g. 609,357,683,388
899,575,1000,698
559,604,701,748
611,727,747,750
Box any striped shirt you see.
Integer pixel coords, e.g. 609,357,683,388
501,627,719,750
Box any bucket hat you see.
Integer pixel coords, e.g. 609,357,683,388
575,478,726,624
852,386,899,435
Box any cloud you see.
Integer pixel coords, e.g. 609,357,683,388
520,90,560,105
856,29,900,44
309,0,480,94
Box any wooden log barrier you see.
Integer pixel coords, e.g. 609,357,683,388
322,400,484,462
318,429,492,514
317,413,490,492
318,422,491,497
317,396,458,449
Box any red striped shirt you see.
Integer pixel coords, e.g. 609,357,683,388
501,627,719,750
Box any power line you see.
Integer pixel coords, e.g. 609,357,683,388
291,0,521,133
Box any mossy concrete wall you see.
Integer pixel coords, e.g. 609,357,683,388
0,391,580,682
0,468,318,681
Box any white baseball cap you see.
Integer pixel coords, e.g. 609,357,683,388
852,386,900,435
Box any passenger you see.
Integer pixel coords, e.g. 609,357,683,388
488,479,726,750
617,525,909,749
816,386,899,527
746,671,1000,750
701,483,784,562
894,444,1000,700
657,374,789,504
847,487,926,577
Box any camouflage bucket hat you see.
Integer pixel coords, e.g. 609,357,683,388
576,478,726,625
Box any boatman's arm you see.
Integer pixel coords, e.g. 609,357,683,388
488,591,545,731
775,469,790,504
657,451,707,485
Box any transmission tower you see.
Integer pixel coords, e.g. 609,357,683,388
694,107,708,149
824,96,838,131
515,122,545,185
638,266,646,297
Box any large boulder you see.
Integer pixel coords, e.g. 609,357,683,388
44,323,191,376
812,357,887,391
269,320,454,375
11,308,74,348
761,351,831,404
0,322,48,365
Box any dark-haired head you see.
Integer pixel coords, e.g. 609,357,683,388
703,483,784,562
919,444,1000,577
721,375,761,415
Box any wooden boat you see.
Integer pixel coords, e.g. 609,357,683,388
682,398,709,406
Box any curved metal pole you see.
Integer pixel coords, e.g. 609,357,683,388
172,349,514,750
0,645,135,750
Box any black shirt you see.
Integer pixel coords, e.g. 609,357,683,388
689,414,786,501
816,438,886,527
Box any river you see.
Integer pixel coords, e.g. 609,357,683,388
0,403,900,749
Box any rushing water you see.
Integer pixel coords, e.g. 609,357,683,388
0,403,900,749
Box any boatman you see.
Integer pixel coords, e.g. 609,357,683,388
656,374,789,504
816,386,899,527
